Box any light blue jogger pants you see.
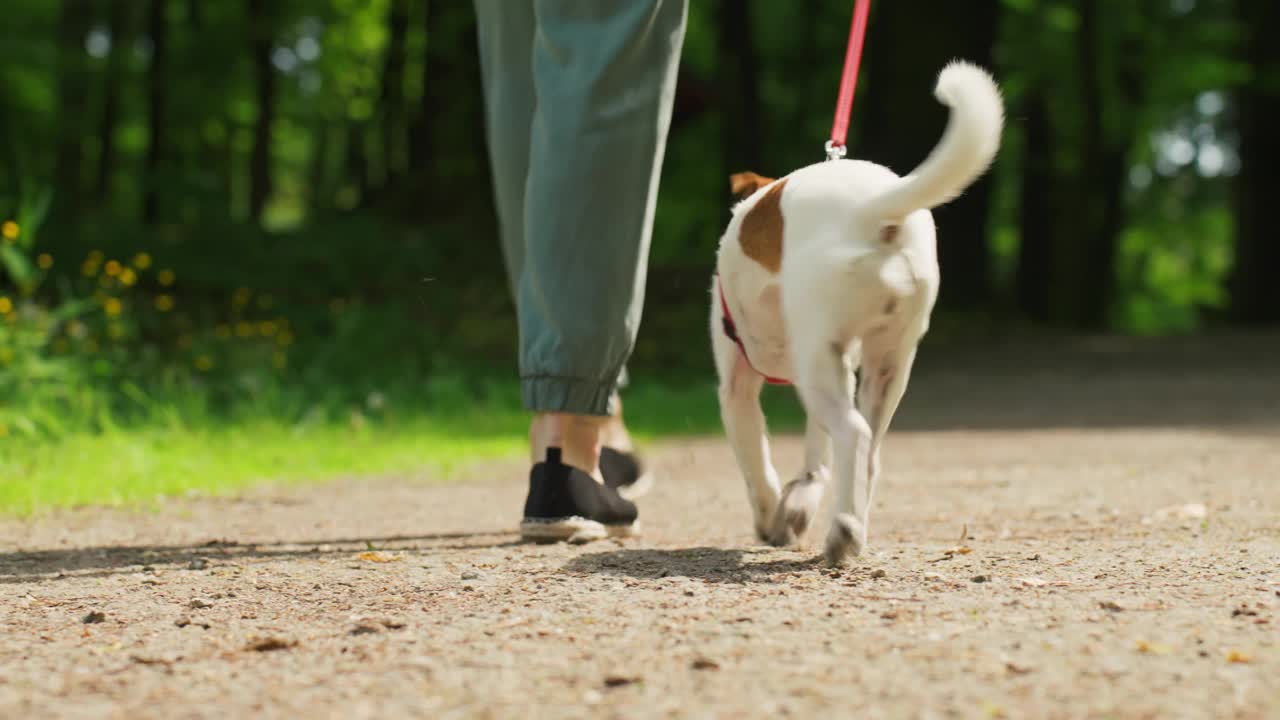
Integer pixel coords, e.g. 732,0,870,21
474,0,689,416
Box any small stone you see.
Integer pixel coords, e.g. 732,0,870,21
82,611,106,624
187,558,209,570
189,598,213,609
350,624,380,636
923,572,942,581
870,569,887,579
691,658,720,671
1100,600,1125,612
971,574,990,584
460,571,480,580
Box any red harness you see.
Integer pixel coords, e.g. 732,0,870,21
716,276,791,386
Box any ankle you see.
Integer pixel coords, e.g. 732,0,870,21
530,413,605,480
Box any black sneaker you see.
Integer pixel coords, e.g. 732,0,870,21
600,446,653,500
520,448,641,543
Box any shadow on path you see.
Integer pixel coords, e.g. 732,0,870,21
564,546,849,584
0,529,520,585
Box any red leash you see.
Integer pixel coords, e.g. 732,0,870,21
826,0,872,160
719,2,873,386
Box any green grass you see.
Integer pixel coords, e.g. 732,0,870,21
0,378,805,516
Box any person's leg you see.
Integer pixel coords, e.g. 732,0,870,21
520,0,688,477
473,0,536,300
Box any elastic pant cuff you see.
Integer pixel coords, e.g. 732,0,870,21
522,376,617,416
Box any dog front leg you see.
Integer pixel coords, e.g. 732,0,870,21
794,342,872,565
767,416,829,546
713,327,781,541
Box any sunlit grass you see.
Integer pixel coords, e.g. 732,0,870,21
0,378,805,516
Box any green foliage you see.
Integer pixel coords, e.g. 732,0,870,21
0,0,1275,512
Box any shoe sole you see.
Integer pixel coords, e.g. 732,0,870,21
520,517,641,544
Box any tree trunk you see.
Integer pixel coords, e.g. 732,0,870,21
379,0,410,188
717,0,762,193
344,121,371,207
1230,0,1280,324
1016,92,1053,323
247,0,277,225
859,0,1000,311
54,0,93,216
143,0,168,224
408,0,442,185
1075,0,1119,327
307,120,331,211
95,0,131,204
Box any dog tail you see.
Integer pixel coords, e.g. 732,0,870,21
861,61,1003,222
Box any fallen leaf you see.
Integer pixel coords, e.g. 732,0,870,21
1226,650,1252,664
247,637,295,652
1005,661,1033,675
691,658,720,671
603,675,639,688
1099,601,1124,612
1150,503,1207,521
357,551,400,563
1136,640,1172,655
958,523,969,543
82,611,106,624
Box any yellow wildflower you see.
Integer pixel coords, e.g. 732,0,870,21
133,252,153,270
257,320,278,336
37,253,53,269
235,321,254,338
103,298,123,316
104,260,122,277
1,221,18,241
119,268,137,286
154,295,175,312
158,269,176,286
81,261,99,277
0,297,11,314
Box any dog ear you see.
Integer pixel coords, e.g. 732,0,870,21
729,171,776,201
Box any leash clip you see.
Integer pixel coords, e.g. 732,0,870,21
824,140,847,161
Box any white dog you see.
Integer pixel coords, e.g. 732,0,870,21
710,61,1004,565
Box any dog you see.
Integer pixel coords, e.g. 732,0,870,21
710,61,1004,565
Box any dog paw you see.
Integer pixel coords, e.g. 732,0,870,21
767,473,825,546
823,513,867,566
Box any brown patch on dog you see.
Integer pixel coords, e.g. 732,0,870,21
883,298,897,315
881,225,900,244
739,179,788,273
729,171,776,200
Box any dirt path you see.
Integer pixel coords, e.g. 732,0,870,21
3,335,1279,719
